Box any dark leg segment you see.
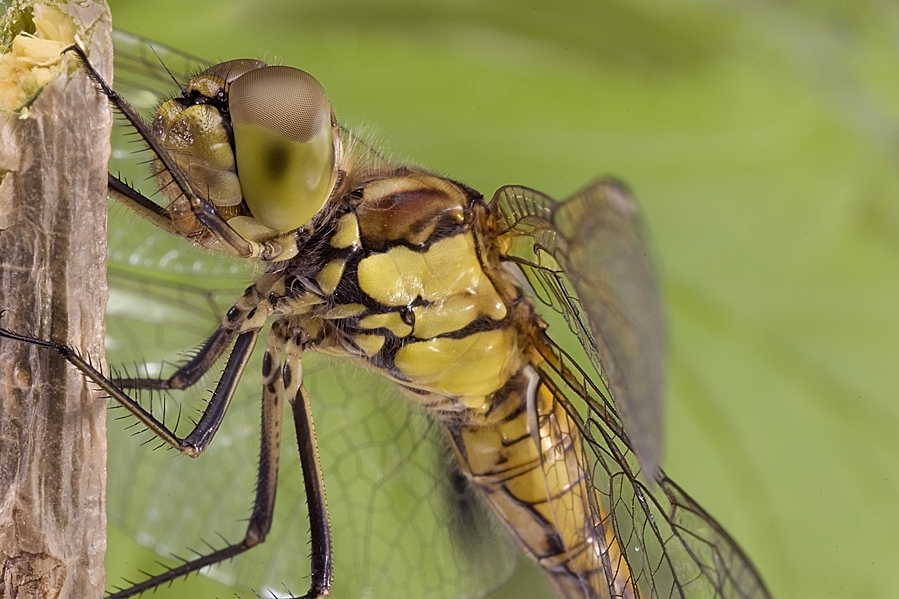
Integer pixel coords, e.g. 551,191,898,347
112,325,237,391
107,173,178,235
111,272,279,396
0,324,256,456
104,326,289,598
283,332,333,598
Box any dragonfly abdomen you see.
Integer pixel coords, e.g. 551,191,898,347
443,363,634,599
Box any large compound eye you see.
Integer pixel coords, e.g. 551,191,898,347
229,66,337,232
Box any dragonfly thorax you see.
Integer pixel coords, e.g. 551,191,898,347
263,171,528,411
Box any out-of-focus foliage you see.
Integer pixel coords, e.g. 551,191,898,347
101,1,899,598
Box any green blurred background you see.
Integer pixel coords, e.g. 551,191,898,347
101,1,899,598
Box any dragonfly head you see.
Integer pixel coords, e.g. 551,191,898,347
152,59,340,241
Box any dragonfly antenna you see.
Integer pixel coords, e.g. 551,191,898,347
149,42,187,94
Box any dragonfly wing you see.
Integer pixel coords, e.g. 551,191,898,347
533,340,771,599
491,183,768,597
491,181,665,479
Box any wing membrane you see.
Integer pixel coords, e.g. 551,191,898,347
492,181,665,479
492,182,768,597
532,338,770,598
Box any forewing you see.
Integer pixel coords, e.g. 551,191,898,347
532,339,771,599
491,181,666,479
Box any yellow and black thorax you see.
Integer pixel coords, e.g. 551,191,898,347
267,170,533,417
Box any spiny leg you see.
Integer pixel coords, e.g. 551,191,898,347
112,324,237,391
105,322,335,598
103,323,290,598
110,274,277,396
107,172,178,236
281,324,332,598
0,322,257,459
2,270,276,459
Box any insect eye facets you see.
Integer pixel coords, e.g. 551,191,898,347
228,66,338,232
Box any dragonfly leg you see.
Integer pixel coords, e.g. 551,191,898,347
111,324,237,391
282,328,332,598
0,321,258,457
112,271,277,394
102,321,331,599
107,173,178,235
109,275,285,453
101,324,294,598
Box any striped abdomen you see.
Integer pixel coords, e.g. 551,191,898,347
443,358,633,599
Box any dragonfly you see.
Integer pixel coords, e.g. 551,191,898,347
0,30,773,599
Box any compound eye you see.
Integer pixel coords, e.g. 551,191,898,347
229,66,337,232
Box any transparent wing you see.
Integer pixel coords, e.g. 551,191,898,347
105,31,518,599
531,338,771,599
491,184,769,597
491,181,666,479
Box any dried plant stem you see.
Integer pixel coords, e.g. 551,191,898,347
0,2,112,597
